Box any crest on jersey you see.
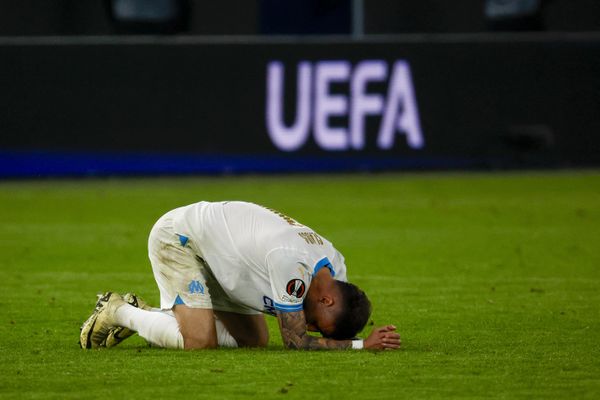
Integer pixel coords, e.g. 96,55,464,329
285,279,306,298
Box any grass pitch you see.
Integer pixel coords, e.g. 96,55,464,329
0,172,599,399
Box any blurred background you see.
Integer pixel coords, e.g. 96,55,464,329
0,0,599,177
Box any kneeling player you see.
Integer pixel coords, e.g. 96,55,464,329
80,201,401,350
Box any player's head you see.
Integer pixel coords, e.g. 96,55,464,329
305,280,372,340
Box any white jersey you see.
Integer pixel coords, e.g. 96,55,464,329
170,201,347,315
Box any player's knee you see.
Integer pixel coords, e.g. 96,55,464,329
254,330,269,347
237,329,269,348
181,333,217,349
178,325,217,349
173,305,217,349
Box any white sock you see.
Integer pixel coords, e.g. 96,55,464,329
115,305,238,348
215,317,238,348
147,309,238,347
115,304,183,349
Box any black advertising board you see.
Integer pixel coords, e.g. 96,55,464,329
1,34,599,176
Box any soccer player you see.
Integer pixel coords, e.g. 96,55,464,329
80,201,401,351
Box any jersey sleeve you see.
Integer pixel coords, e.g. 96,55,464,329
265,249,311,313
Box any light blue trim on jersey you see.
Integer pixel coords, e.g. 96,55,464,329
274,302,303,312
313,257,335,277
174,294,185,305
178,234,189,247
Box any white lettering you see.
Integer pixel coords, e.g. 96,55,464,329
378,61,424,149
265,59,424,152
265,61,312,152
350,60,387,149
314,61,351,151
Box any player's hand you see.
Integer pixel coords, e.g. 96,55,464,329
363,325,401,350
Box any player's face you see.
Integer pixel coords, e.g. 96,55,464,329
314,314,337,338
304,284,344,337
306,316,336,337
304,298,339,337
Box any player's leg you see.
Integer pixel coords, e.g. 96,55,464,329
112,303,238,349
81,291,185,349
104,292,151,347
214,311,269,348
114,303,183,348
80,210,225,350
111,209,217,349
114,302,238,348
201,263,268,348
172,305,217,349
145,210,218,349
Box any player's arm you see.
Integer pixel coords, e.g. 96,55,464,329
277,310,401,350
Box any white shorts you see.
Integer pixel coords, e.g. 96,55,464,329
148,208,258,315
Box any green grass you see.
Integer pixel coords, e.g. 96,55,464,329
0,171,599,399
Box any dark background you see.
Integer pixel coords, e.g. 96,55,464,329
0,0,599,176
1,0,599,35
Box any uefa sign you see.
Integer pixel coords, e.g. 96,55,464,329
266,60,424,152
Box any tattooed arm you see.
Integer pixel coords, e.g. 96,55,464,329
277,310,351,350
277,310,402,350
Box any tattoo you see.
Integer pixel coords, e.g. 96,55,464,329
277,310,351,350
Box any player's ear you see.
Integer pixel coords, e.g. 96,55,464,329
320,295,334,307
